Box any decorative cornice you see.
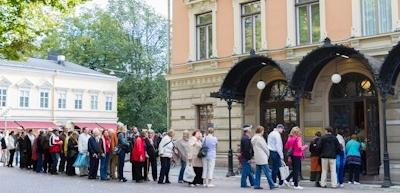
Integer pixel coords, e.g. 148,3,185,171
170,74,224,88
38,80,52,90
103,91,115,96
88,89,101,94
16,78,33,89
0,76,12,88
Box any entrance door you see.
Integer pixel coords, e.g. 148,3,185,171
329,73,380,175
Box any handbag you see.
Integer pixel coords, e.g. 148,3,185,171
73,153,89,168
183,164,196,182
279,160,290,180
197,137,208,158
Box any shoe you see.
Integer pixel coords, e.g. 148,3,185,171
339,184,345,188
190,184,196,187
254,187,263,189
178,180,184,184
270,185,279,190
283,180,291,187
348,181,353,184
353,182,360,185
203,184,207,187
165,181,171,184
293,186,304,190
119,178,127,182
158,181,165,184
207,184,215,187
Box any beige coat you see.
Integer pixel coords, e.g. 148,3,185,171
251,134,270,165
188,137,203,167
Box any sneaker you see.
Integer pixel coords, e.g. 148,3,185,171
339,184,345,188
294,186,304,190
283,180,291,187
348,181,353,184
353,182,360,185
203,184,207,187
208,184,215,187
254,187,263,189
291,182,294,186
190,184,196,187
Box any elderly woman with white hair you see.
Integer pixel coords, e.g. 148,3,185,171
88,128,102,180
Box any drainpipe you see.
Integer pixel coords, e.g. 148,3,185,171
166,0,171,130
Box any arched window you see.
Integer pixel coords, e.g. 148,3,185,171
330,73,377,100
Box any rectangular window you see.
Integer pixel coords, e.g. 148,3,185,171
58,91,67,109
197,104,213,132
241,1,261,53
19,90,30,108
105,96,113,111
0,89,7,107
75,94,83,109
361,0,392,36
40,91,49,108
295,0,320,45
196,12,213,60
90,95,98,110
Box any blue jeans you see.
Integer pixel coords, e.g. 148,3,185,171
336,151,345,184
178,160,186,182
254,164,275,189
50,153,60,174
118,151,126,180
270,151,283,184
100,153,110,180
241,160,254,187
36,152,43,173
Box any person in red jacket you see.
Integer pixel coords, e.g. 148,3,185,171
49,129,63,175
131,131,146,182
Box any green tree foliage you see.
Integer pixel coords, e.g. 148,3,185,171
37,0,168,132
0,0,86,60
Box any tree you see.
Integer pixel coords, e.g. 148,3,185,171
37,0,168,131
0,0,86,60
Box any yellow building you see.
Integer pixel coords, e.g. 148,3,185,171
167,0,400,183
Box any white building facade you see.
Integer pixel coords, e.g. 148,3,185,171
0,57,119,130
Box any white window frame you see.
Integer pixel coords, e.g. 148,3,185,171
0,88,7,107
241,0,262,53
90,95,98,110
105,96,113,111
295,0,320,45
19,89,30,108
360,0,393,36
57,91,67,109
196,12,213,60
74,94,83,110
39,90,49,109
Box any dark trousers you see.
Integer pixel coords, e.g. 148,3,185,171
270,151,283,184
190,167,203,185
89,155,99,179
26,152,32,169
147,156,157,181
158,157,171,183
43,152,52,173
19,151,26,168
286,156,301,187
66,155,77,176
348,164,361,183
59,153,66,172
117,152,126,180
8,149,15,166
133,161,145,182
131,161,136,180
36,152,43,173
50,153,59,174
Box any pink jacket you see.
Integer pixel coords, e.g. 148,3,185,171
285,135,307,157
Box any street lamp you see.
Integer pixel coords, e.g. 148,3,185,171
226,99,235,177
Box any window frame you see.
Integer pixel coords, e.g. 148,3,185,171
0,88,7,107
19,89,30,108
241,0,261,53
90,95,99,110
361,0,392,36
74,94,83,110
295,0,320,45
196,11,213,60
57,91,67,109
197,104,213,133
39,90,49,109
105,96,113,111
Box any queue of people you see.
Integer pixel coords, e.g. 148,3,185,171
239,124,365,190
0,125,219,188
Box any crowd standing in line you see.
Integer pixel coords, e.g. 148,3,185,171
0,122,366,190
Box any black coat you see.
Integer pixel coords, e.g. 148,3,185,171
144,138,156,158
67,138,78,158
240,135,253,161
24,135,33,155
88,137,101,156
317,134,340,159
309,136,320,157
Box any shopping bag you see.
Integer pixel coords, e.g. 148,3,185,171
183,165,195,182
73,153,89,168
279,161,290,180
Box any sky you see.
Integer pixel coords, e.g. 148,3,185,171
83,0,169,17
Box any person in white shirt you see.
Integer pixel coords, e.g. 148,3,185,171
158,129,175,184
78,127,91,176
336,129,346,187
267,124,285,186
6,131,16,167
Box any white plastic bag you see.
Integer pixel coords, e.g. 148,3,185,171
279,161,290,180
183,165,195,182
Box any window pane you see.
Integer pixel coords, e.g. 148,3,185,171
208,25,212,58
242,1,260,15
255,15,261,50
298,5,309,44
311,3,320,43
362,0,377,36
284,108,290,123
379,0,392,33
244,17,253,52
290,108,297,122
270,108,277,125
198,13,212,25
199,27,207,59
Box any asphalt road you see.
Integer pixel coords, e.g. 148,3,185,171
0,165,399,193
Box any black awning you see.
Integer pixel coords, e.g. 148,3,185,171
211,55,295,102
379,41,400,95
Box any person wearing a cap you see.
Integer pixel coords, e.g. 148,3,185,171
267,124,285,186
240,124,254,188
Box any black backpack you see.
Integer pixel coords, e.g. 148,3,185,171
1,137,6,149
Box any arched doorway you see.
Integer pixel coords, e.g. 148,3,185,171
260,80,297,133
329,72,380,175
